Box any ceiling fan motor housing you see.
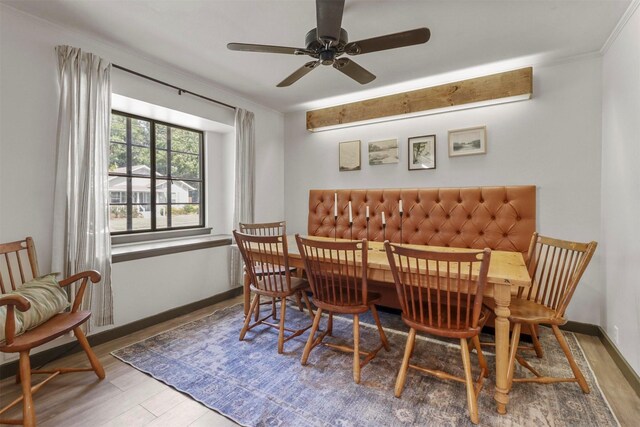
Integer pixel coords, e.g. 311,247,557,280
306,28,349,64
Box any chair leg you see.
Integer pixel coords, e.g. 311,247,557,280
473,335,488,376
301,291,315,319
73,327,105,379
370,305,390,351
395,327,416,398
240,295,259,341
551,325,590,393
294,292,304,312
254,295,260,321
278,297,287,354
460,338,479,424
507,323,522,390
327,312,333,336
301,308,323,365
19,351,36,427
353,313,361,384
529,324,544,358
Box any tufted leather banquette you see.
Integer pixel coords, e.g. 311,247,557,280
308,186,536,254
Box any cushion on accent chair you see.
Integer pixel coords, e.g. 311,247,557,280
0,273,70,343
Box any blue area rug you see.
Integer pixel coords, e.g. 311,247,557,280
112,303,618,426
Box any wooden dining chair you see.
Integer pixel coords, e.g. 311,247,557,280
233,230,315,354
485,232,597,393
239,221,303,320
295,235,390,384
0,237,105,427
384,242,491,425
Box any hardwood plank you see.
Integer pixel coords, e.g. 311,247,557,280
145,399,208,427
306,68,532,130
189,410,238,427
141,387,189,417
99,405,156,427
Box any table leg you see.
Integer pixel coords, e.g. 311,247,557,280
243,267,251,317
493,283,512,414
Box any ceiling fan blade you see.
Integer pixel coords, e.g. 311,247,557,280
277,61,321,87
345,28,431,55
333,58,376,84
316,0,345,45
227,43,302,55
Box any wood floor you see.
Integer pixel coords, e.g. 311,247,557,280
1,295,639,426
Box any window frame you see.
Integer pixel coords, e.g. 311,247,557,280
109,110,206,236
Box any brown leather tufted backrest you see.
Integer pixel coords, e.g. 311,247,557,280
308,186,536,254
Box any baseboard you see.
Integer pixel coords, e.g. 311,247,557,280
0,287,242,380
560,320,601,336
596,326,640,399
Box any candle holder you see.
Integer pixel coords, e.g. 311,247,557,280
334,215,338,241
366,217,370,241
349,221,353,240
400,211,404,246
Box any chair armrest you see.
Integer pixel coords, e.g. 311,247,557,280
58,270,102,313
58,270,102,287
0,294,31,345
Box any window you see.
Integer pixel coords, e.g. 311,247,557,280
109,111,204,234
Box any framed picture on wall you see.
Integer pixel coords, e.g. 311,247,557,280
339,140,361,171
448,126,487,157
368,138,399,165
408,135,436,170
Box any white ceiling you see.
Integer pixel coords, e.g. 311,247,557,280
3,0,631,112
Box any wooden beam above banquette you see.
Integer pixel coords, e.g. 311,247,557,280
306,67,533,131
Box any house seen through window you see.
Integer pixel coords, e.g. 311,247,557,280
109,111,204,234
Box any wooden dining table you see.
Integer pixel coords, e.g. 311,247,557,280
242,235,531,415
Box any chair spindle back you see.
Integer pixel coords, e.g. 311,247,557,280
239,221,286,236
524,232,597,318
0,237,40,293
385,242,491,332
233,230,293,295
296,236,368,307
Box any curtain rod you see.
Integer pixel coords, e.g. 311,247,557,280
112,64,237,111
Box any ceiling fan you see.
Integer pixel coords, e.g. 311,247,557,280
227,0,430,87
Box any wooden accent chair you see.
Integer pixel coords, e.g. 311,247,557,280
384,242,491,425
233,230,315,354
0,237,105,427
239,221,303,319
295,235,390,384
485,232,597,393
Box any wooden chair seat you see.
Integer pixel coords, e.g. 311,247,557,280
251,275,309,297
484,298,564,325
253,264,296,276
1,311,91,353
312,291,382,315
402,305,491,339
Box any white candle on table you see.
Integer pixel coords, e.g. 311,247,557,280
366,205,370,219
399,200,403,214
334,193,338,217
348,201,353,223
382,211,386,225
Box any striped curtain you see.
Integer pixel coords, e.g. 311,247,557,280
230,108,255,288
51,45,114,331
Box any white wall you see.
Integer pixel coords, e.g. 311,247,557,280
284,56,604,325
0,4,285,362
602,3,640,374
